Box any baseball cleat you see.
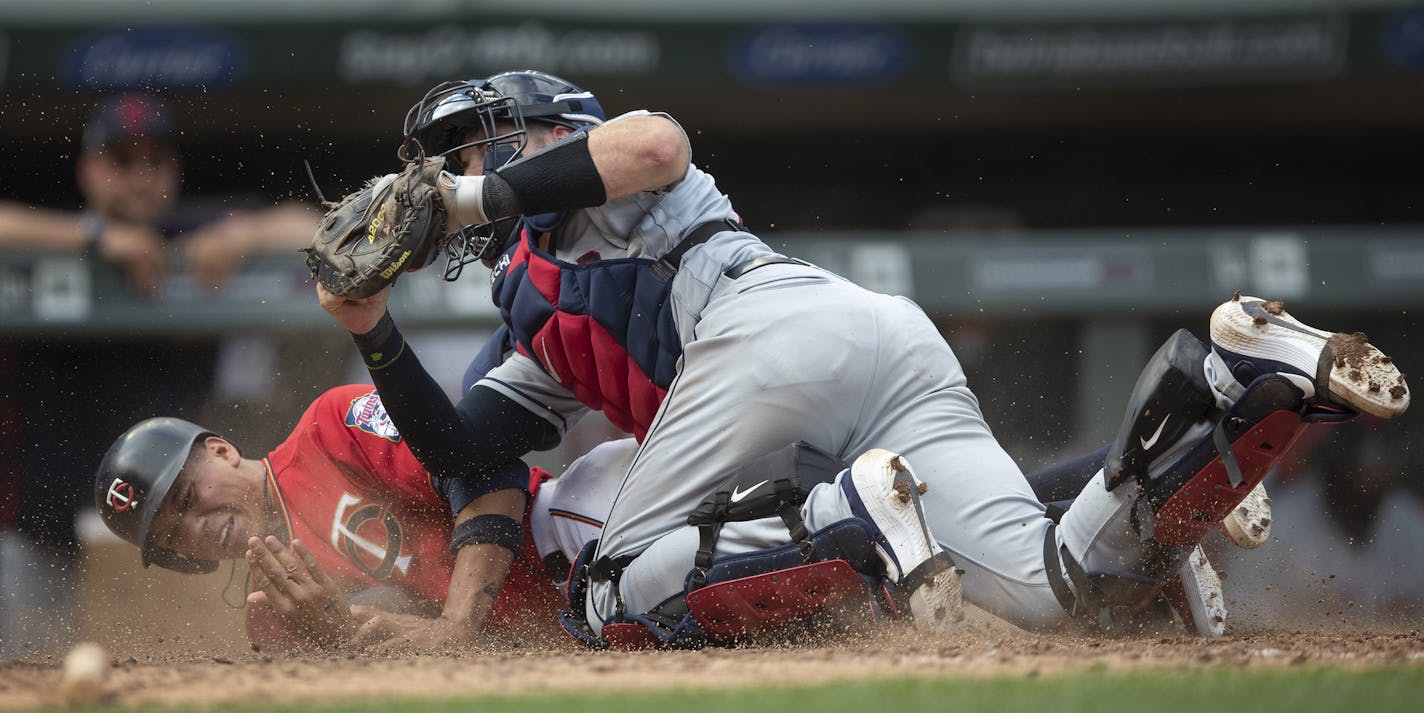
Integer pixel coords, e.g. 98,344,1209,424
1210,293,1409,419
842,449,963,633
1220,481,1272,549
1161,545,1227,637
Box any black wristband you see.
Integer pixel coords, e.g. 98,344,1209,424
449,514,523,556
480,172,521,222
487,130,606,217
352,310,405,371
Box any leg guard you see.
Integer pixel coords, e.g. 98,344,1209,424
1105,329,1218,492
1054,330,1340,626
1137,374,1311,547
555,539,609,648
562,442,848,650
558,538,707,651
685,441,847,590
686,518,888,642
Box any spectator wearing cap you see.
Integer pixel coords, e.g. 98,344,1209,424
0,92,319,295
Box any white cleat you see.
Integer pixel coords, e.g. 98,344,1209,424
1163,545,1227,637
1210,293,1409,419
844,448,963,633
1220,481,1272,549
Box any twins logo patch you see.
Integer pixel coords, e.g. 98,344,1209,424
106,478,138,512
345,392,401,442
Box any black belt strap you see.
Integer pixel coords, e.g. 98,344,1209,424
1042,522,1078,616
543,551,573,582
588,553,638,619
651,218,744,282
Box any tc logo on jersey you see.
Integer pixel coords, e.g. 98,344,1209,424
331,493,411,580
345,392,401,442
106,478,138,512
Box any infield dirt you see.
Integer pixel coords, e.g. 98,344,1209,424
2,607,1420,710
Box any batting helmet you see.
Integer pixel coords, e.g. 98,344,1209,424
94,417,219,574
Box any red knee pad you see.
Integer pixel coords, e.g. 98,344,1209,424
686,560,873,642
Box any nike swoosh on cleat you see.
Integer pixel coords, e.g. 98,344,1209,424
1140,415,1170,450
1239,300,1327,341
730,480,769,503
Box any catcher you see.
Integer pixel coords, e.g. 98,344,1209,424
308,70,1410,648
94,384,620,653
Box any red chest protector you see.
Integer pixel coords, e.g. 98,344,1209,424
489,231,683,440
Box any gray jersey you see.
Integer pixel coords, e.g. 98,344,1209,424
472,111,1097,634
474,110,773,438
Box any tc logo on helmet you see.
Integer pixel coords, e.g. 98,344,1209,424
106,478,139,512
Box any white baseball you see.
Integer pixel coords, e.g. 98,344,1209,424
60,642,110,707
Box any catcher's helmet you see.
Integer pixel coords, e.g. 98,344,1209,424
400,71,607,276
401,70,606,171
95,417,219,574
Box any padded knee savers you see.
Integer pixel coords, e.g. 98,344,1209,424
686,519,888,641
557,442,904,649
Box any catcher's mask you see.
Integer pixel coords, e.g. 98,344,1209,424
95,417,220,574
400,70,606,279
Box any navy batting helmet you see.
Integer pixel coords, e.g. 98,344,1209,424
95,417,219,574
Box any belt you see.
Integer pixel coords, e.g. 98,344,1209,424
723,254,807,279
651,218,744,282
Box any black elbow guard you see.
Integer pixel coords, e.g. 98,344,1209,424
486,130,606,217
435,459,531,517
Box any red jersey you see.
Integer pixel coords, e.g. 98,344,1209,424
246,385,563,646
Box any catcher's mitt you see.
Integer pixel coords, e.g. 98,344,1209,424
304,156,449,298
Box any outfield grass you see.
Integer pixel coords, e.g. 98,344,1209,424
48,666,1424,713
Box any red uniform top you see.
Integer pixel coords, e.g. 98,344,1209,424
245,385,562,646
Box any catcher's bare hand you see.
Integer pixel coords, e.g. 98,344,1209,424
246,536,356,649
317,282,390,336
304,157,449,299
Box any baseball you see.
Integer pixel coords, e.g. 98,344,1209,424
59,642,110,707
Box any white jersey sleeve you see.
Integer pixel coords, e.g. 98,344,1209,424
528,437,637,569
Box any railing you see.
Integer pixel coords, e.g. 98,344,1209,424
5,226,1422,334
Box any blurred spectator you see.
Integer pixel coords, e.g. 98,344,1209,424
0,93,318,657
0,93,318,294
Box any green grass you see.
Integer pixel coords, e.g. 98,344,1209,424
54,666,1424,713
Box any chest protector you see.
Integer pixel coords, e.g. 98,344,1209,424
490,229,682,441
